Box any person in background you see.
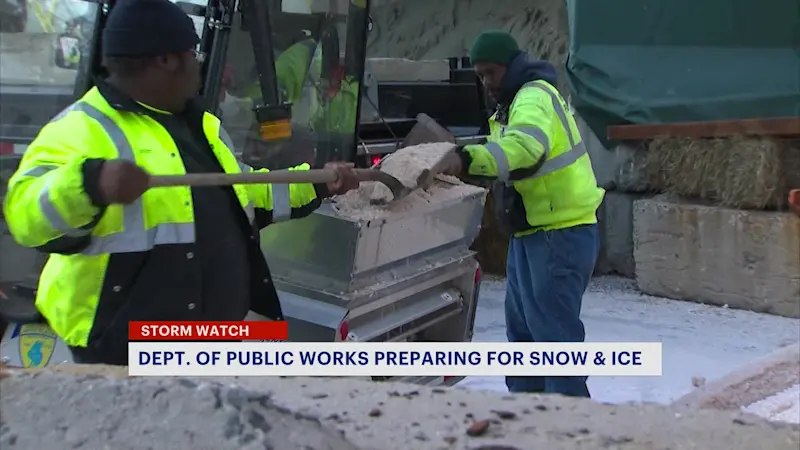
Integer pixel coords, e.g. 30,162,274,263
2,0,359,365
441,30,604,397
242,38,318,107
231,35,359,169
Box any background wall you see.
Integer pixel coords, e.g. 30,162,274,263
367,0,571,95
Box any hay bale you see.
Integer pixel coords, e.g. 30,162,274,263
470,190,509,276
644,136,800,210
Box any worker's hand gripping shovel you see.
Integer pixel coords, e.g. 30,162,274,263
413,144,461,190
148,168,411,202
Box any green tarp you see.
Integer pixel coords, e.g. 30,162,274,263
565,0,800,147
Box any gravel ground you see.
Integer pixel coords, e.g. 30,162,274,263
464,275,800,405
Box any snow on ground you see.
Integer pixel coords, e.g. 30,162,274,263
743,384,800,424
462,275,800,405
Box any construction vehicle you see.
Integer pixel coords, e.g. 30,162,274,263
0,0,489,386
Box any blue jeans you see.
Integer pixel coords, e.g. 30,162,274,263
504,224,600,397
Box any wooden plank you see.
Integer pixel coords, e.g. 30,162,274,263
607,117,800,141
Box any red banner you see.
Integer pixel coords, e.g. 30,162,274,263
129,321,288,341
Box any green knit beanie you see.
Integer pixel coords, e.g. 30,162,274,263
469,30,520,65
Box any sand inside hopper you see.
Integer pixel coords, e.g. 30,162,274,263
332,143,486,220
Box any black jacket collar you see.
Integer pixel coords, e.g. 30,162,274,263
94,78,207,126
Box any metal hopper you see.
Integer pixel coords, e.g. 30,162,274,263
259,114,488,351
261,184,487,294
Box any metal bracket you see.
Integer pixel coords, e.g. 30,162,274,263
198,0,235,113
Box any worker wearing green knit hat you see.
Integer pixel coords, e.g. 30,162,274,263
467,30,558,103
439,29,604,400
469,30,521,66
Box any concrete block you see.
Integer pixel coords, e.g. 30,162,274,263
613,142,649,192
577,115,649,192
633,197,800,318
366,58,450,82
577,115,613,186
596,192,648,277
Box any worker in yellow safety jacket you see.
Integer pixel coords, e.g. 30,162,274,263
440,31,605,398
243,39,317,107
2,0,360,365
246,38,360,135
237,37,359,169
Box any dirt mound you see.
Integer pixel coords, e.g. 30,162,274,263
0,369,360,450
369,0,571,95
3,366,800,450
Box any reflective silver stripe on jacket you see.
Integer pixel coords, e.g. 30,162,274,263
522,81,588,178
490,81,587,183
78,102,197,254
31,103,259,253
22,164,90,238
36,101,197,254
39,178,93,237
271,185,292,222
496,125,552,182
484,142,511,181
22,165,59,177
218,124,240,157
29,104,95,238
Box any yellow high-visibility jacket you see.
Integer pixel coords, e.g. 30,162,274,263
461,80,604,235
247,39,360,135
246,39,317,105
3,85,322,350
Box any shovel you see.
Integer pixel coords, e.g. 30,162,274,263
412,144,459,191
148,168,411,202
364,114,459,201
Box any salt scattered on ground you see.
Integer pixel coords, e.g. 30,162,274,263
464,275,800,405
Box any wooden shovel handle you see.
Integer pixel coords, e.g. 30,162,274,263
149,169,337,188
148,168,398,188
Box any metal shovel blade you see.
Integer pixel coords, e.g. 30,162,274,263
413,144,457,192
355,169,411,204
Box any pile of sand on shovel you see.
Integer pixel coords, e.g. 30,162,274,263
644,136,800,210
331,143,487,221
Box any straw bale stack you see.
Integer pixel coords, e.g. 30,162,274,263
644,136,800,210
